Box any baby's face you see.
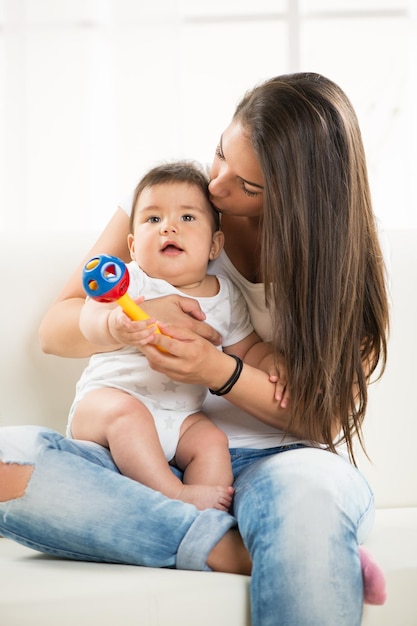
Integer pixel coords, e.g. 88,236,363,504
128,181,222,287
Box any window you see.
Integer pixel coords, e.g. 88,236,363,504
0,0,415,230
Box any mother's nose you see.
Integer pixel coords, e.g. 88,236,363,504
208,175,228,197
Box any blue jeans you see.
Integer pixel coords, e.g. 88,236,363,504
0,426,374,626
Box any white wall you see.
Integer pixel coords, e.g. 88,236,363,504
357,229,417,508
0,0,416,234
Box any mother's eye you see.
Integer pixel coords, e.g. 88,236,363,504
215,145,225,161
241,185,259,198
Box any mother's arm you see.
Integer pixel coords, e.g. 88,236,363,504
39,207,221,358
39,208,132,357
141,323,305,436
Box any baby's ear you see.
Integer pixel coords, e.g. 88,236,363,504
127,233,136,260
209,230,225,260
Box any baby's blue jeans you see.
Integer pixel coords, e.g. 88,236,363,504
0,426,374,625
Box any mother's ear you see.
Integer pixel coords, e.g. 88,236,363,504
209,230,225,260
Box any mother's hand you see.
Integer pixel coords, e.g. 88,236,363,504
144,323,296,435
141,295,222,346
141,323,236,390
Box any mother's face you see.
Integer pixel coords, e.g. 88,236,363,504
208,121,264,218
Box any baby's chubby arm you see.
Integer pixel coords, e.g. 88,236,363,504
224,333,290,408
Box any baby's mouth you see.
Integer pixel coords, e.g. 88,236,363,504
161,242,183,255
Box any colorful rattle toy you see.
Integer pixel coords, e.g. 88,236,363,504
82,254,164,343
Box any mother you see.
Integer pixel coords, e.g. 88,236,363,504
0,73,389,626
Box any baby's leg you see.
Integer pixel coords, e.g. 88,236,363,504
71,389,188,500
173,413,234,511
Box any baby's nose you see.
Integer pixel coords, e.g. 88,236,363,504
160,221,177,233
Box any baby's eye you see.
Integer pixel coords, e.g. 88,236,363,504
147,216,161,223
181,214,195,222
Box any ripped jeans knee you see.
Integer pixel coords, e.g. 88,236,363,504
0,461,33,501
0,425,58,504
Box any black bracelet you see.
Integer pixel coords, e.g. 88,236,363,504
209,354,243,396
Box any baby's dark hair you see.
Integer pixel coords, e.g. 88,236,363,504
130,160,220,232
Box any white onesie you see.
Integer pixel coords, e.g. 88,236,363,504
67,261,254,461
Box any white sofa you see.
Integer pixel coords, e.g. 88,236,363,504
0,229,416,626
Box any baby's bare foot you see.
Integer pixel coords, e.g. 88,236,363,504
176,484,234,511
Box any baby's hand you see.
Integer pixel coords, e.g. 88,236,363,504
108,298,158,348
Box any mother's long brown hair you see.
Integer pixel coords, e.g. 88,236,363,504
234,73,389,463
